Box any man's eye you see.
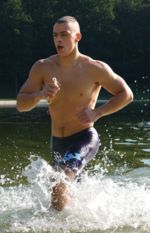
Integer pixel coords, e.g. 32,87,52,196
61,33,68,37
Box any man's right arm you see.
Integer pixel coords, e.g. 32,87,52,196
16,60,45,112
16,60,60,112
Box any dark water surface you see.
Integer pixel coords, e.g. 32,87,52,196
0,101,150,233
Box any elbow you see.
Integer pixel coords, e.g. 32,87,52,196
16,102,24,112
16,106,23,113
16,96,25,112
126,89,134,104
129,90,134,103
16,95,33,112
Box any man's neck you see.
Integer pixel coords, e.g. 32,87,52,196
58,48,81,68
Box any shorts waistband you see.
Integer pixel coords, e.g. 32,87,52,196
52,127,96,141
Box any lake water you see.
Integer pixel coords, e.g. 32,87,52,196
0,100,150,233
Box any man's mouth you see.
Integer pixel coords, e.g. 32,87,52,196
57,45,64,51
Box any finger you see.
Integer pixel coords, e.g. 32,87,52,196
52,77,61,87
83,107,90,113
76,107,86,116
78,117,90,124
45,90,54,98
47,85,60,90
47,77,59,86
52,77,57,84
45,85,59,94
76,111,86,118
77,114,89,122
46,84,60,94
76,108,88,115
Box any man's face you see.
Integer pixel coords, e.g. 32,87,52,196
53,22,78,56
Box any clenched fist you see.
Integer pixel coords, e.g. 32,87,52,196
39,77,60,103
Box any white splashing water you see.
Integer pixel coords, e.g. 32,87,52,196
0,155,150,233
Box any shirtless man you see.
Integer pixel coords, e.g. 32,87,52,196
16,16,133,211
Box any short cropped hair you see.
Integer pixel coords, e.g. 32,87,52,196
56,16,78,24
55,16,80,32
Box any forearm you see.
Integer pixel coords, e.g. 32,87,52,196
16,92,41,112
95,90,133,119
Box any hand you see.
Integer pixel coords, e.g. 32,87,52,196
76,107,98,124
39,77,60,102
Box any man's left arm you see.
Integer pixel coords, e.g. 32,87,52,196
94,62,134,120
76,62,133,124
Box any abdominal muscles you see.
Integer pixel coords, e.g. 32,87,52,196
49,101,95,137
49,84,100,137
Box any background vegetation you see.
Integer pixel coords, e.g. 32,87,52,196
0,0,149,99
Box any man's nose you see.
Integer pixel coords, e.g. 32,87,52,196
56,35,62,42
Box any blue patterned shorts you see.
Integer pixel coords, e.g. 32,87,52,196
51,127,101,173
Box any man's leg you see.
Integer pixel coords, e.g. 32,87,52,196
51,127,100,210
51,167,76,211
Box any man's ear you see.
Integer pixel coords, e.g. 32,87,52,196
76,32,82,42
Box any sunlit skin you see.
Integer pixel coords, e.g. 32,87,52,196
16,20,133,211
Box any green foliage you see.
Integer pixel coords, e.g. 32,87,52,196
112,0,150,78
0,0,149,98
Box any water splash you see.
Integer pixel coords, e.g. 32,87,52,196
0,155,150,233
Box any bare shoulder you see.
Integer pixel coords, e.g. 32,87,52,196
19,55,57,93
80,54,114,82
29,55,57,76
80,54,109,71
80,54,132,95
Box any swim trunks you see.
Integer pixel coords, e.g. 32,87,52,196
51,127,101,173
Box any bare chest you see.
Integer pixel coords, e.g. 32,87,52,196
54,67,94,95
44,64,100,102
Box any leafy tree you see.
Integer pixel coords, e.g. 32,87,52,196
0,0,32,97
112,0,150,80
0,0,149,98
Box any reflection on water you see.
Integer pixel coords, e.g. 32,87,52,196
0,101,150,233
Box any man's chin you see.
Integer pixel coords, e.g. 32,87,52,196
57,52,70,57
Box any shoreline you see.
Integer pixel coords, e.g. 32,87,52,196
0,99,146,108
0,100,48,108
